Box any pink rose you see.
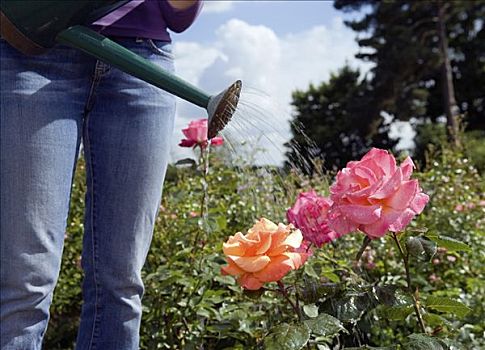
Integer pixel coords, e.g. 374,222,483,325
287,190,342,247
210,136,224,146
179,118,224,149
328,148,429,239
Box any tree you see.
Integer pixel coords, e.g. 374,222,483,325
334,0,485,147
286,66,396,173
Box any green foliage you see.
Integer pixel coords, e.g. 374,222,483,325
334,0,485,131
44,145,484,349
264,323,310,350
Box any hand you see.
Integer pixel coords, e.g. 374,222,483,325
166,0,198,10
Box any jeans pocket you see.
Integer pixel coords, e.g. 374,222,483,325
147,39,174,60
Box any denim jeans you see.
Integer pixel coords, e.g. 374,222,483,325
0,38,176,349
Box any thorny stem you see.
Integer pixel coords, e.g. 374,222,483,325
392,232,427,334
277,281,302,321
355,236,372,262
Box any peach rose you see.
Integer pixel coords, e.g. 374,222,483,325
328,148,429,239
221,218,309,290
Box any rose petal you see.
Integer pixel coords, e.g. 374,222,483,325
370,168,403,200
222,240,245,256
239,274,264,290
210,136,224,146
327,208,359,235
221,259,244,277
385,180,418,210
230,255,271,273
410,192,429,214
362,209,402,238
282,252,308,270
281,229,303,248
362,148,397,175
179,139,197,147
400,156,415,180
339,204,382,224
388,209,416,232
252,255,293,283
254,231,273,255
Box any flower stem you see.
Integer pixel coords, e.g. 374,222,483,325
277,281,302,321
355,236,372,262
392,232,427,334
193,145,209,248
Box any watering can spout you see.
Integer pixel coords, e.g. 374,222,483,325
207,80,242,139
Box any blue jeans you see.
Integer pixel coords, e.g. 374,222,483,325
0,38,176,349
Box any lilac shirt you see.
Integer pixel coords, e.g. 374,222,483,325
92,0,203,42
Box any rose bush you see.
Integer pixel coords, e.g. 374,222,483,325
44,145,484,349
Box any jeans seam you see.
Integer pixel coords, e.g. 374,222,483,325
85,61,109,114
84,64,103,350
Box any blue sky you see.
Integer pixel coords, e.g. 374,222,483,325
177,1,348,42
169,1,412,164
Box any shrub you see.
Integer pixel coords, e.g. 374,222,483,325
44,145,484,349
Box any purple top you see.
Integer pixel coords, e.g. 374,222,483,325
91,0,203,42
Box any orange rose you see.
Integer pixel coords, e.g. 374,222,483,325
221,218,309,290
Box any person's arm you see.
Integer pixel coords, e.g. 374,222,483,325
160,0,203,33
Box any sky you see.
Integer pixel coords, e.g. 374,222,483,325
169,0,413,165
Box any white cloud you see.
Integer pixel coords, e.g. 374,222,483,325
171,18,370,164
202,1,235,13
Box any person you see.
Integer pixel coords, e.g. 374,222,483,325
0,1,203,349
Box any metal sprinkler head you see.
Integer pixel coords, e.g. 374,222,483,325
207,80,242,139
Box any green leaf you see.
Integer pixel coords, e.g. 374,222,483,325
378,305,414,321
303,264,319,279
425,296,471,318
425,234,471,252
403,334,448,350
264,323,310,350
304,313,345,337
406,237,436,261
423,312,452,328
321,270,340,283
196,308,212,318
303,304,319,318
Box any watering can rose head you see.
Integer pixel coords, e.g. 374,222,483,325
287,190,343,247
221,218,309,290
327,148,429,239
179,118,224,149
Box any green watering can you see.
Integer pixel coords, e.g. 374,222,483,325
0,0,241,138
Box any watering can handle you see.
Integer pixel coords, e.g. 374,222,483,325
57,25,211,109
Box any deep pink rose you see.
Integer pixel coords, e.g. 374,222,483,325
179,118,224,149
287,190,342,247
328,148,429,239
